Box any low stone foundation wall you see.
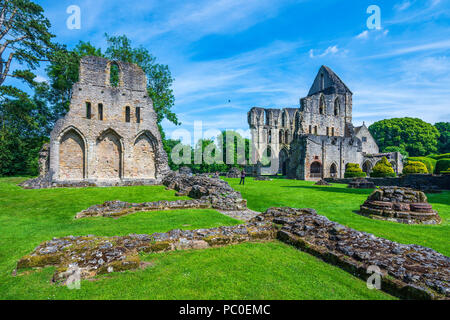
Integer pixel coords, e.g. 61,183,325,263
16,221,276,284
75,199,213,218
325,174,450,191
262,207,449,300
17,207,449,299
19,173,161,189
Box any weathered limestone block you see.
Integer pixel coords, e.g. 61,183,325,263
162,172,247,211
359,187,441,224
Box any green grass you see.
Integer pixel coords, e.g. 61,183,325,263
4,176,445,299
227,177,450,256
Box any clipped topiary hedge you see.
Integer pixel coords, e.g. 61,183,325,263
371,157,396,177
441,170,450,175
407,157,436,174
435,158,450,174
403,161,428,175
344,163,366,178
428,153,450,160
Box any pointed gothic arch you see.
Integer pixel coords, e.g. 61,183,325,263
132,131,157,179
59,127,86,180
95,128,123,179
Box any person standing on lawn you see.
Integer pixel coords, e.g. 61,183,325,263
239,169,246,185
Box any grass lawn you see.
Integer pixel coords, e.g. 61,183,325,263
228,177,450,256
2,176,445,299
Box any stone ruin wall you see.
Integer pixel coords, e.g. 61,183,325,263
30,56,170,188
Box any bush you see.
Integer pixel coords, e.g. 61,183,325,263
344,171,367,178
344,163,366,178
403,161,428,174
428,153,450,160
371,157,396,177
441,170,450,175
407,157,436,173
435,158,450,174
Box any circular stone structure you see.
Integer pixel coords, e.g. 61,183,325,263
359,187,441,224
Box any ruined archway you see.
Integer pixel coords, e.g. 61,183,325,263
279,148,289,175
310,161,322,178
132,132,156,179
330,162,337,178
362,161,372,175
59,128,85,180
95,129,122,179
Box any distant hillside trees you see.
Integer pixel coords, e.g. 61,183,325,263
369,118,441,157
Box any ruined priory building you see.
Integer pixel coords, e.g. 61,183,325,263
41,56,170,186
248,66,403,180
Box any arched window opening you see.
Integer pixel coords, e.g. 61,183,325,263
319,95,325,115
314,126,318,135
331,127,335,136
309,125,312,134
310,161,322,178
125,106,131,123
86,102,91,119
330,163,337,178
334,98,340,116
279,130,283,144
362,161,372,175
285,130,289,143
136,107,141,123
268,130,272,143
282,112,287,127
110,63,119,87
98,103,103,121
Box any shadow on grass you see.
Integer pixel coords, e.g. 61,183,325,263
280,185,373,195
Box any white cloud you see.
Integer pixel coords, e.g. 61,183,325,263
356,30,369,39
394,1,412,11
309,45,339,58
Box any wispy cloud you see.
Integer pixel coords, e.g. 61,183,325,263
309,45,340,58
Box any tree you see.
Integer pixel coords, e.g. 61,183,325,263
45,41,102,121
368,118,440,157
104,34,178,126
434,122,450,154
0,0,54,87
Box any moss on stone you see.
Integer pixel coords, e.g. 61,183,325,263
17,253,63,269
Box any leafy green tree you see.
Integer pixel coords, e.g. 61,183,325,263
368,118,439,156
45,41,102,120
0,0,54,176
0,0,54,87
434,122,450,154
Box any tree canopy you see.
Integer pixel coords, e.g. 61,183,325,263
368,117,440,157
434,122,450,154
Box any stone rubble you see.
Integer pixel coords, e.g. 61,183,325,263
347,178,376,189
17,206,449,300
162,172,247,211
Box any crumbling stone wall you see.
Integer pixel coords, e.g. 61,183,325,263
248,66,401,179
24,56,169,188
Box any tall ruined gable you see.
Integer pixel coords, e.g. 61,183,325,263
307,65,352,96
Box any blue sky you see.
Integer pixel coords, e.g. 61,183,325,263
18,0,450,143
